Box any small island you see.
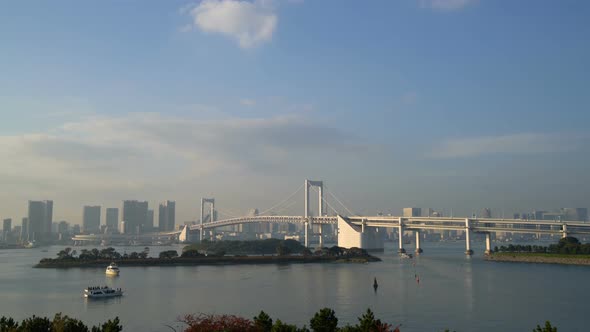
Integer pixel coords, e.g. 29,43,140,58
485,236,590,266
34,239,381,268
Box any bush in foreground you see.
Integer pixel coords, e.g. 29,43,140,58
0,313,121,332
180,308,400,332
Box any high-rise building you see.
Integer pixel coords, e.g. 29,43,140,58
158,201,176,232
2,218,12,241
147,209,154,231
27,200,53,242
21,218,28,242
561,208,588,222
58,221,69,234
403,208,421,217
106,208,119,232
122,200,148,234
83,206,101,234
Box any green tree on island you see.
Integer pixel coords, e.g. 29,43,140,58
533,321,557,332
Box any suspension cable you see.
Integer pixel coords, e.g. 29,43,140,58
325,185,357,216
310,186,341,216
258,183,305,216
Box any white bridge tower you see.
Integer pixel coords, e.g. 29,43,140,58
304,180,324,248
200,198,215,241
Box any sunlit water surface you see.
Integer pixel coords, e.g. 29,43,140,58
0,241,587,331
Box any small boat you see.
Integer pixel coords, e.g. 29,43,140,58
24,241,37,249
400,253,413,259
105,262,120,276
84,286,123,298
373,277,378,292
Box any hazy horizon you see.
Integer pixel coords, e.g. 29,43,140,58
1,0,589,224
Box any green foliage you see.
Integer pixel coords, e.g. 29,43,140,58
0,316,19,332
496,237,590,255
159,250,179,259
0,313,120,332
180,249,204,258
51,313,90,332
276,244,292,256
254,311,273,332
91,317,122,332
533,321,557,332
310,308,338,332
271,319,309,332
183,239,307,256
19,315,51,331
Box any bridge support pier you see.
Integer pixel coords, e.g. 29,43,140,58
562,224,568,239
484,233,492,255
304,221,309,248
398,218,405,254
415,231,423,255
465,218,473,256
318,224,323,249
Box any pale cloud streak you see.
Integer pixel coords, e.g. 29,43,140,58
186,0,278,48
0,112,370,194
419,0,477,11
430,133,586,159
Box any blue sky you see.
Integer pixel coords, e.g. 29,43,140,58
1,0,589,224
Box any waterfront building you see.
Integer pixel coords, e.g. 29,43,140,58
57,221,69,234
403,207,421,217
158,201,176,232
71,224,81,235
2,218,12,242
561,208,588,222
105,208,119,232
21,218,28,242
147,209,154,231
83,206,101,234
122,200,148,234
27,200,53,242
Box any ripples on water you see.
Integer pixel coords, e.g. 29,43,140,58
0,242,587,331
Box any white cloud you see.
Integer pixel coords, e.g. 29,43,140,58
187,0,278,48
430,133,585,158
419,0,476,11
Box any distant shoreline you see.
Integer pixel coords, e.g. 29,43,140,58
34,255,381,268
485,252,590,266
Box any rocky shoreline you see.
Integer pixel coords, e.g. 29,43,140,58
485,253,590,266
35,255,381,268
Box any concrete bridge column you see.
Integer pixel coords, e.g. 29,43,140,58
562,224,568,238
398,217,405,254
318,224,323,249
484,233,492,255
304,220,309,248
415,231,423,254
465,218,473,256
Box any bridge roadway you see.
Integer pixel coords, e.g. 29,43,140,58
191,215,590,255
73,215,590,255
193,215,590,235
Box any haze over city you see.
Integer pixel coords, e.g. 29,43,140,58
1,0,590,224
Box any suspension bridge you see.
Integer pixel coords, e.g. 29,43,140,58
73,179,590,255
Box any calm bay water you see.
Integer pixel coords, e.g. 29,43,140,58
0,241,587,331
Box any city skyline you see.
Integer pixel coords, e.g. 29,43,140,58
1,0,590,222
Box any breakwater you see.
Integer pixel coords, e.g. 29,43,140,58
35,255,381,268
485,253,590,266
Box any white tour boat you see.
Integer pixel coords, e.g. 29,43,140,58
84,286,123,298
105,262,120,276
